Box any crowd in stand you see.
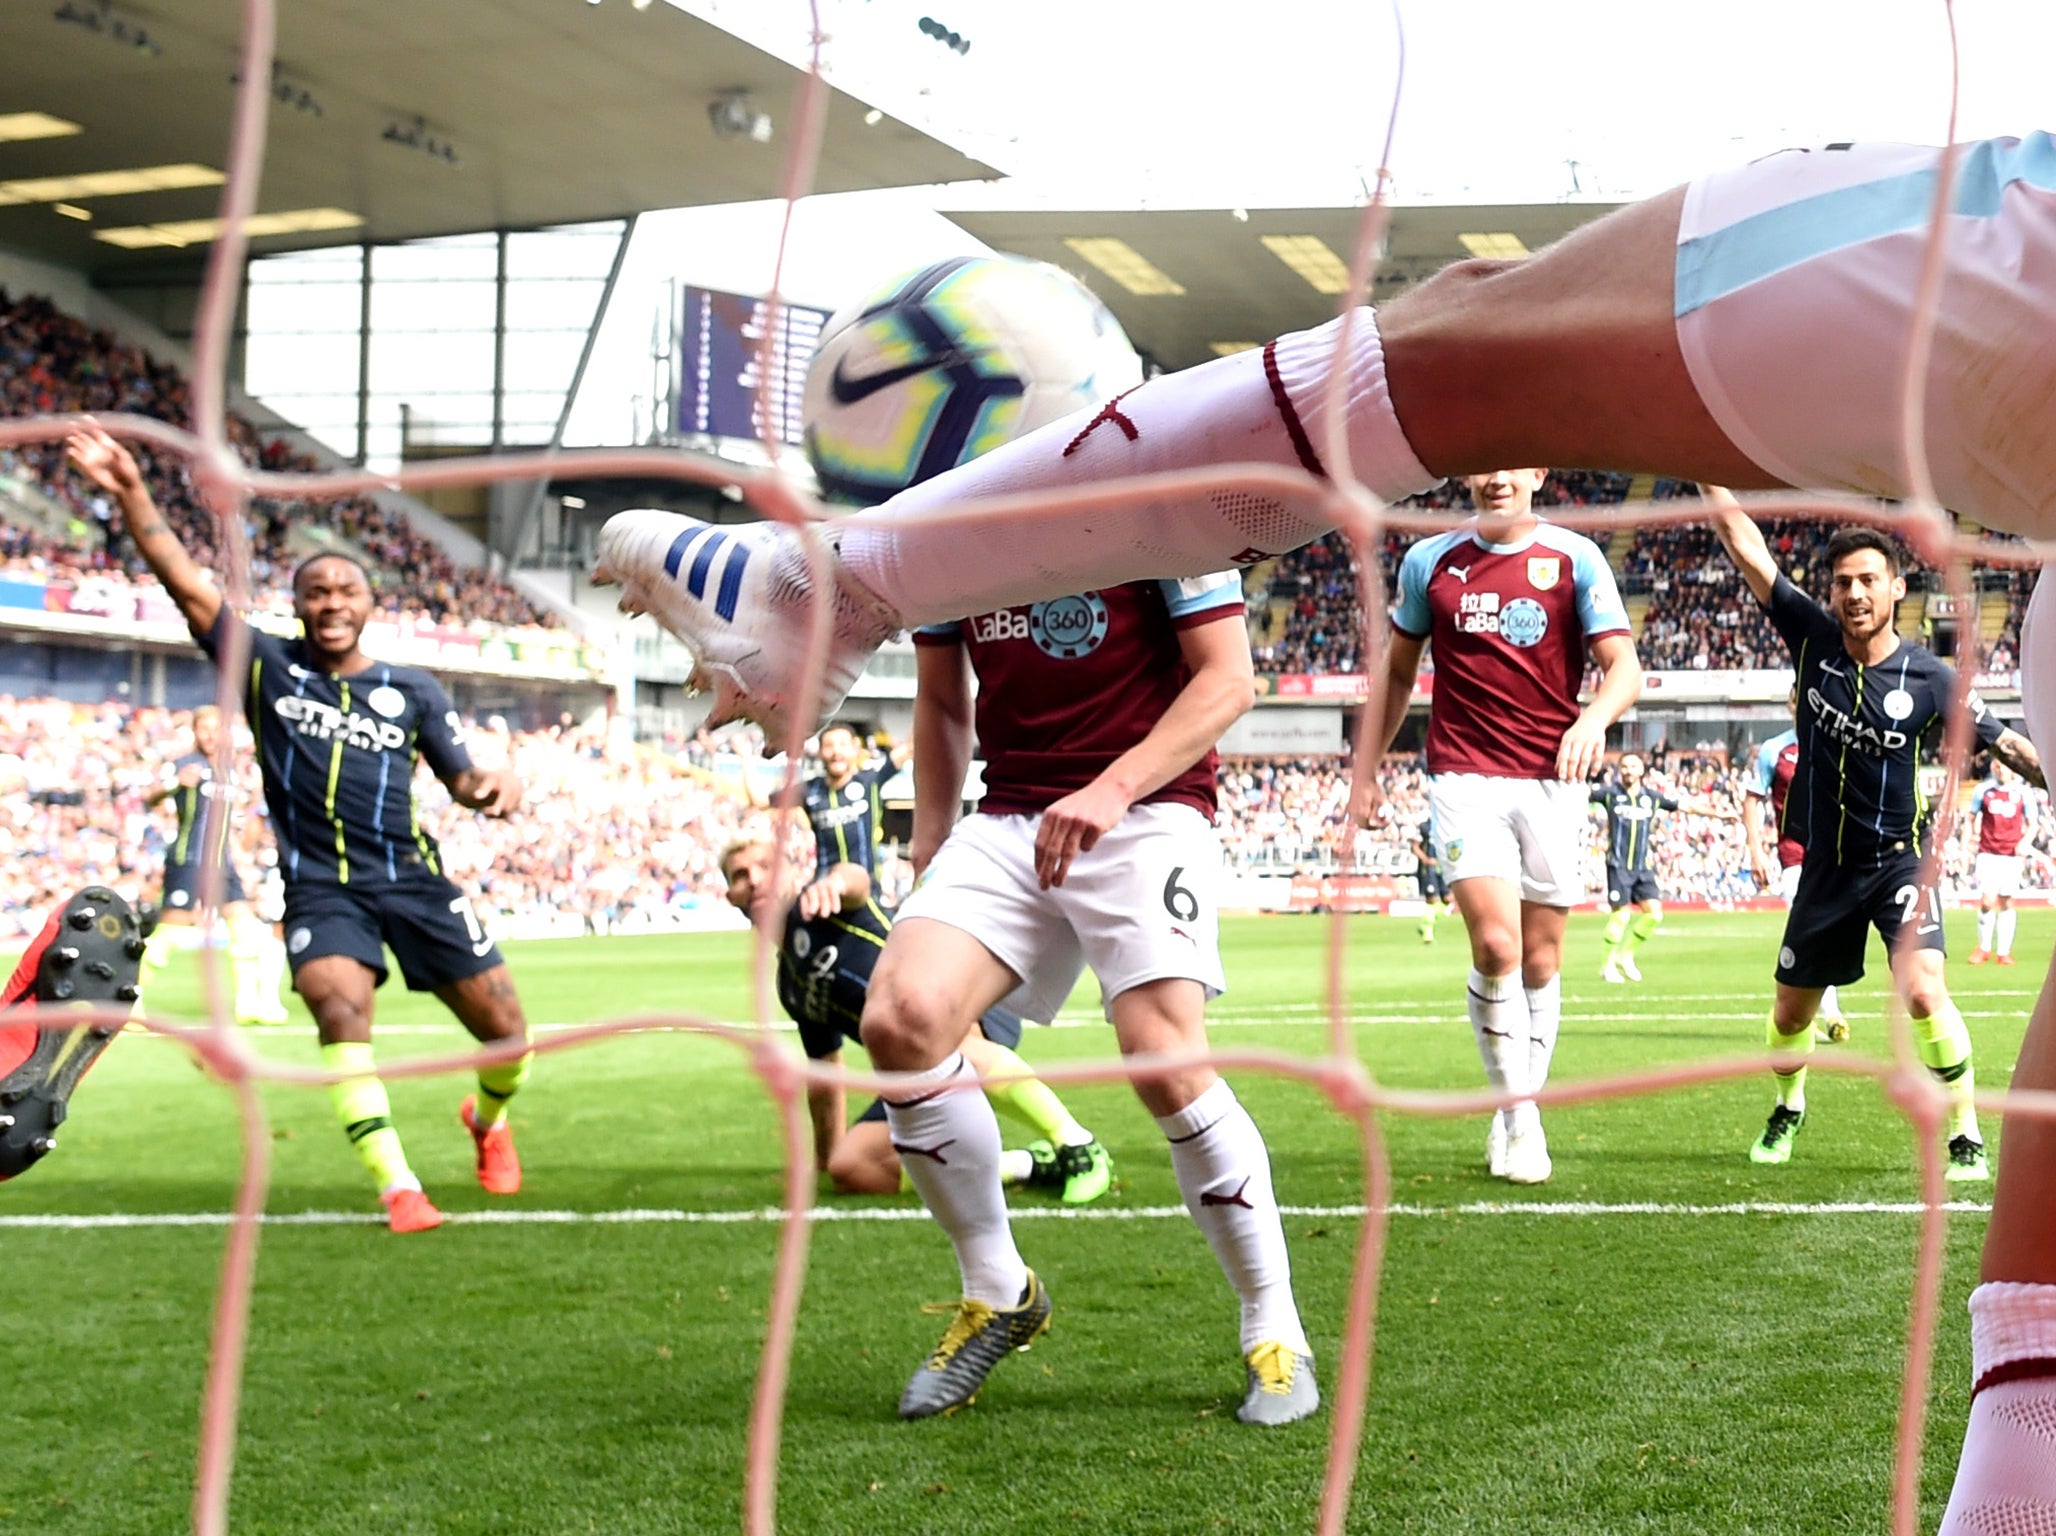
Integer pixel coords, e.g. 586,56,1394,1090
0,289,551,630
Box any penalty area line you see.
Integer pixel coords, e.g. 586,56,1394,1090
0,1198,1993,1230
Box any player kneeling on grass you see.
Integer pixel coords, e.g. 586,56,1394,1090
68,421,535,1234
721,837,1106,1199
1707,489,2041,1180
0,887,147,1180
860,568,1318,1427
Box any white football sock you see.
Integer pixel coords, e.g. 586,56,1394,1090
1939,1282,2056,1534
1158,1078,1308,1356
838,310,1437,627
1469,969,1536,1137
882,1053,1027,1307
1525,976,1563,1096
1999,908,2019,957
1821,984,1844,1020
1980,908,1997,951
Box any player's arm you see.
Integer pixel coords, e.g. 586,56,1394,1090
805,1054,844,1173
910,633,974,875
1362,545,1433,823
797,859,872,921
1703,485,1780,606
416,690,523,816
1034,607,1255,889
66,420,223,635
1559,632,1640,782
1744,793,1778,885
1680,792,1741,820
1994,728,2044,789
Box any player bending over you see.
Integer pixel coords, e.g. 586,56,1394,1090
69,422,534,1234
1371,468,1641,1184
1708,492,2040,1180
720,836,1105,1199
141,704,288,1024
1592,752,1738,984
595,132,2056,1523
860,568,1316,1425
1967,758,2036,966
1747,688,1851,1042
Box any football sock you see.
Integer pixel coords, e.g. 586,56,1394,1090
1418,906,1437,941
882,1052,1026,1307
1939,1283,2056,1535
1998,908,2018,957
1626,909,1661,952
142,924,198,971
1525,976,1563,1095
1767,1012,1813,1112
229,923,270,1017
998,1148,1035,1185
1911,1000,1980,1142
1158,1079,1308,1356
1468,969,1536,1136
838,310,1439,627
322,1041,419,1196
472,1049,533,1129
1820,984,1844,1021
1601,909,1631,963
978,1042,1091,1146
1979,908,1997,951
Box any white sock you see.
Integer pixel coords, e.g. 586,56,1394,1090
1939,1282,2056,1534
1999,908,2019,957
838,310,1438,627
1525,976,1562,1096
1980,908,1997,951
1469,969,1536,1137
1821,984,1843,1020
998,1148,1034,1185
882,1052,1027,1307
1158,1078,1308,1356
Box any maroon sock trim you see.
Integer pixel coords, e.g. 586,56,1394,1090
1262,340,1328,480
1974,1356,2056,1398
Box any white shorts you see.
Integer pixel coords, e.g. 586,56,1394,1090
1976,852,2026,899
895,801,1226,1023
1778,861,1803,904
1427,774,1587,909
1676,134,2056,538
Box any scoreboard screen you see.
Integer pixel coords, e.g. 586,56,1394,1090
675,286,830,445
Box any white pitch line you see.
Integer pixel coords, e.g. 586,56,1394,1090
0,1199,1992,1231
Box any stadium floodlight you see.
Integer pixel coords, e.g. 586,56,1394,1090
0,113,83,144
707,93,772,144
1062,236,1186,297
1261,235,1352,296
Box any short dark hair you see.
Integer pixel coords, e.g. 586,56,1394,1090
818,720,861,743
291,551,373,592
1824,525,1902,577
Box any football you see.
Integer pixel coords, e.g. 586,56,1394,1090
801,253,1144,507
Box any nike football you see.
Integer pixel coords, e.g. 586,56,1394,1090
801,254,1143,508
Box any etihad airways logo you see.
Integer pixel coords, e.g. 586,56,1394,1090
273,695,407,752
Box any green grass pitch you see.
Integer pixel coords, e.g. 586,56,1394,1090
3,908,2043,1534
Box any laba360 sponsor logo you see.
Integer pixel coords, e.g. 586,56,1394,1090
274,695,407,751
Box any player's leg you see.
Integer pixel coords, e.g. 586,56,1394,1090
222,898,286,1025
1754,863,1864,1164
1891,946,1987,1181
861,885,1055,1419
1518,899,1569,1134
822,1099,903,1195
1619,894,1662,981
1106,975,1316,1426
292,947,439,1232
960,1019,1108,1205
0,887,146,1180
1996,883,2020,964
1974,876,1998,963
1599,877,1632,983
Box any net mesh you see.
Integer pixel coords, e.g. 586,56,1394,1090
6,2,2051,1533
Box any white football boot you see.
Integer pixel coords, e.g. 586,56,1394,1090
592,510,902,742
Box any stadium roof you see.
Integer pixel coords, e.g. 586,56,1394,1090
0,0,998,278
940,201,1625,373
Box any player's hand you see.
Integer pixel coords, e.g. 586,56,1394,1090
1034,781,1129,889
1750,853,1776,890
64,420,145,497
909,826,945,878
176,762,204,788
1349,770,1388,828
797,876,841,920
465,768,523,816
1556,717,1608,783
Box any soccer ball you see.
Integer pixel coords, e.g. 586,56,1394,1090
802,254,1143,508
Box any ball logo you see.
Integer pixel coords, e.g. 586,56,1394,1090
1029,592,1109,659
1497,597,1549,648
1882,688,1916,721
367,686,407,719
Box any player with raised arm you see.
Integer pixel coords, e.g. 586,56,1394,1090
861,569,1314,1426
1372,468,1642,1184
1707,491,2040,1179
68,421,535,1233
140,704,288,1024
594,132,2056,1522
1592,752,1739,984
1967,758,2035,966
1747,690,1851,1042
720,836,1102,1198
